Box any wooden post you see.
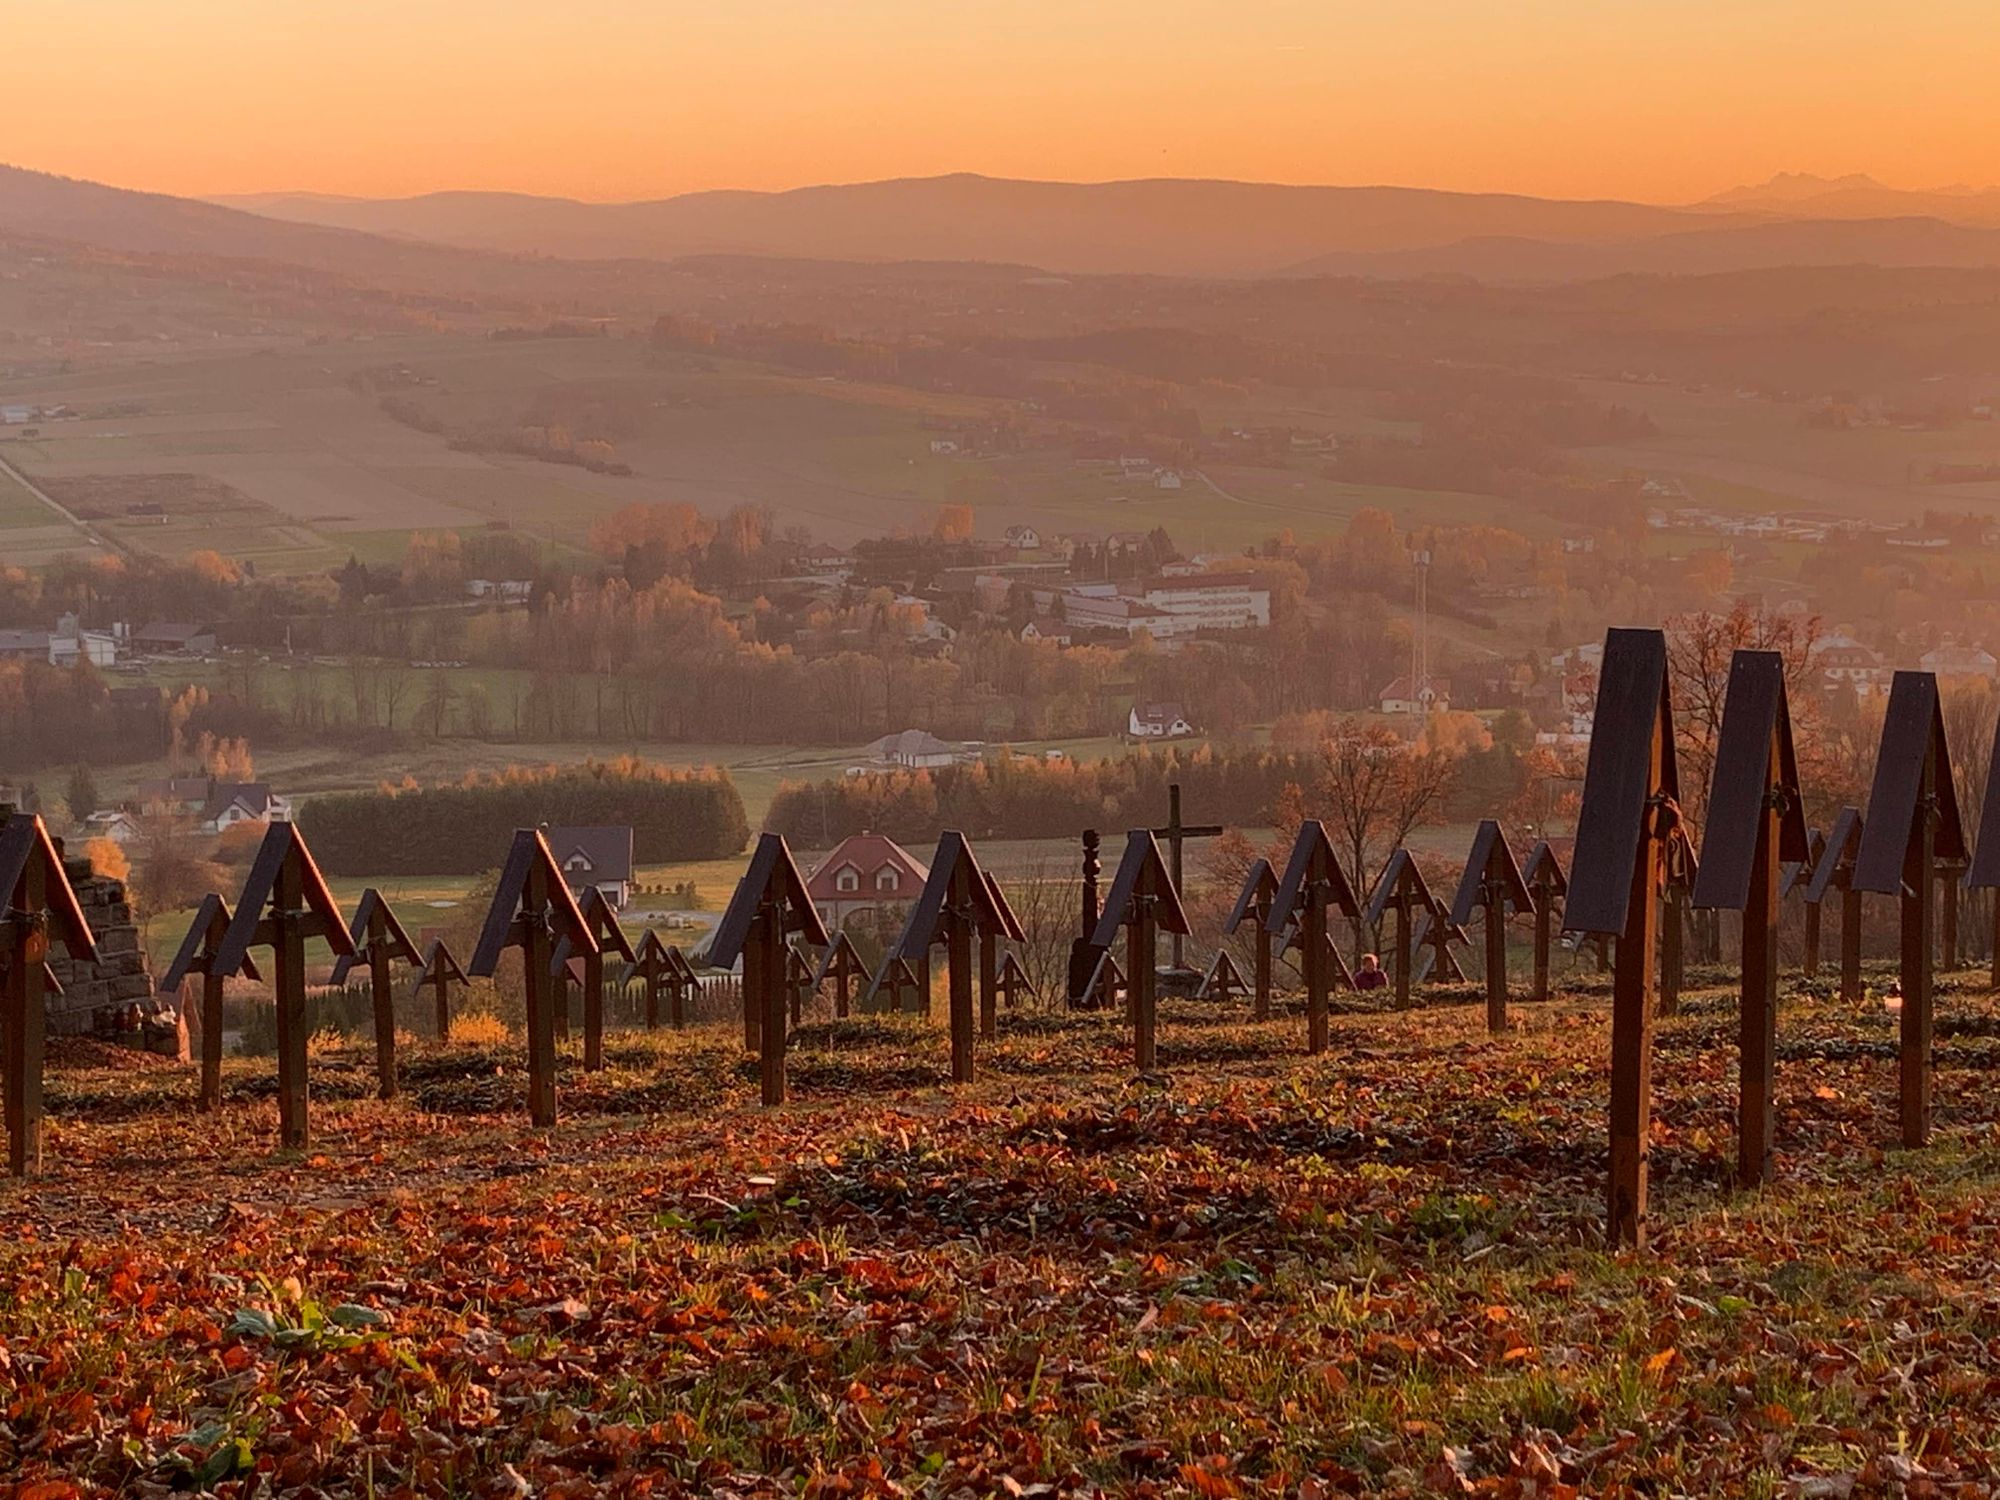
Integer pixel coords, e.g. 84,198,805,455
2,850,52,1176
368,938,396,1099
1802,900,1821,979
742,955,762,1051
1901,786,1935,1148
1740,794,1779,1187
1940,866,1961,971
1842,888,1863,1001
1608,793,1663,1248
1254,919,1272,1020
582,947,605,1071
1483,883,1507,1032
523,854,557,1128
1304,884,1329,1054
708,834,830,1107
1151,784,1221,970
758,910,786,1106
1392,905,1412,1008
1089,830,1191,1070
201,969,225,1110
273,851,309,1150
1658,883,1684,1018
978,928,998,1040
1226,859,1279,1022
1267,825,1361,1057
1129,899,1156,1069
949,904,975,1083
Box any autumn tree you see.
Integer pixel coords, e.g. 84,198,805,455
65,764,99,822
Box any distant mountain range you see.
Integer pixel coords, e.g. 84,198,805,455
10,162,2000,284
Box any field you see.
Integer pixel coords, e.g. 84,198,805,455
9,966,2000,1494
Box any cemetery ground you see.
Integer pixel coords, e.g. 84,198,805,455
9,968,2000,1495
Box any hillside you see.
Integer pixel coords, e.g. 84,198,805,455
217,172,1734,277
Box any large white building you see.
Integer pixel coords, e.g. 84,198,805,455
1043,573,1271,640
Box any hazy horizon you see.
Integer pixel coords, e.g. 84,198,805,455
16,0,2000,205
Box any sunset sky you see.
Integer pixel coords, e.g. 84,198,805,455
15,0,1998,204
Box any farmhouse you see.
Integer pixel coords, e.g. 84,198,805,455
546,825,635,909
1919,642,1998,680
1378,674,1451,715
1003,524,1041,551
1020,617,1071,645
867,729,963,769
81,810,143,844
806,831,929,929
1813,635,1892,698
137,775,216,817
133,621,218,656
1128,702,1197,739
196,782,292,835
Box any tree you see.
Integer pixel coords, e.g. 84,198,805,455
65,764,99,822
1306,718,1460,931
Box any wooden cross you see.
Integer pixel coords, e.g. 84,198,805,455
1,813,98,1176
1854,671,1965,1150
1450,821,1534,1033
1521,841,1568,1002
1091,829,1192,1071
162,893,259,1113
811,931,867,1019
1691,649,1809,1189
1151,783,1223,968
1198,948,1250,1002
1224,858,1280,1020
1968,726,2000,989
561,886,635,1071
785,941,817,1025
328,888,421,1099
868,953,924,1014
709,833,828,1106
1565,627,1679,1249
1065,828,1105,1007
1805,808,1866,1002
1782,827,1828,978
1265,821,1364,1055
213,822,355,1151
1365,848,1445,1008
995,949,1036,1009
627,928,672,1028
1409,909,1470,986
892,832,1010,1081
411,937,467,1040
468,829,598,1127
1281,923,1355,990
1083,946,1126,1010
980,869,1024,1040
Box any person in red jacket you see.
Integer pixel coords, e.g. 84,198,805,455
1355,952,1389,991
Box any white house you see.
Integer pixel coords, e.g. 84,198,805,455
1003,524,1042,551
805,832,929,928
1154,469,1184,491
81,810,143,844
546,825,635,909
1128,702,1197,739
1920,642,1999,680
197,783,293,835
868,729,961,769
1377,675,1451,716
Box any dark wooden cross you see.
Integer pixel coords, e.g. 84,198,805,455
1806,808,1866,1003
1365,848,1445,1009
1691,649,1810,1190
1066,828,1104,1006
995,949,1036,1009
709,833,828,1107
869,953,924,1014
893,832,1010,1082
1266,820,1364,1056
1854,671,1965,1150
1224,858,1280,1020
811,931,867,1019
163,893,259,1113
1565,626,1679,1249
1968,726,2000,990
560,886,635,1072
1281,923,1355,990
468,828,598,1127
1450,820,1534,1033
785,941,817,1024
213,822,356,1151
1657,830,1699,1019
626,928,678,1028
1198,948,1250,1002
1,813,98,1176
1521,841,1568,1002
1782,827,1828,978
1092,829,1192,1071
1151,784,1223,968
329,888,421,1099
1083,946,1126,1010
980,869,1025,1041
411,937,466,1040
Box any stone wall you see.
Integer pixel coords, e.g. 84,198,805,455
46,856,185,1058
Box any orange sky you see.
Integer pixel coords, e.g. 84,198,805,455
13,1,1999,204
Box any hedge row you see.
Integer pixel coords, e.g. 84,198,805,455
300,761,748,875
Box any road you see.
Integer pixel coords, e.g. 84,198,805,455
0,445,113,553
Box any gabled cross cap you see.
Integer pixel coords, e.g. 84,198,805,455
162,892,260,990
1965,714,2000,890
552,884,637,974
894,831,1009,961
1690,650,1810,913
1449,820,1534,927
1854,672,1967,895
1088,829,1192,950
1564,628,1679,937
328,887,422,985
1263,820,1362,936
0,813,97,964
409,936,468,997
212,822,354,976
708,832,828,970
1364,848,1445,928
1805,807,1864,903
1224,858,1278,934
468,828,598,977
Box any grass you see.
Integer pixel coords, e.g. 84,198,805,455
10,964,2000,1491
